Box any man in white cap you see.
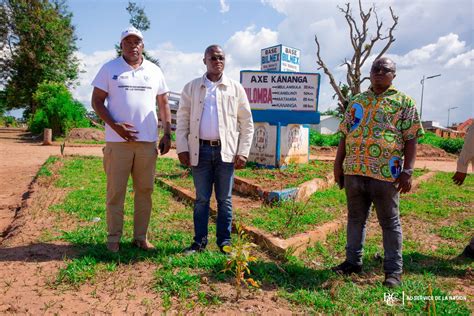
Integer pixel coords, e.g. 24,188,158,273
91,26,171,253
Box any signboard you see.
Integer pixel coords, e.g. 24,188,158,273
241,71,320,112
280,124,309,165
261,44,300,72
261,45,281,71
248,123,277,166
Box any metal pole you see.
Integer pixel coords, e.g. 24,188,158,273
419,74,441,122
447,106,458,128
420,75,426,121
447,107,451,128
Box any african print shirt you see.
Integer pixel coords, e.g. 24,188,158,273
338,86,424,182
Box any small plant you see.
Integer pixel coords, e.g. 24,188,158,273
221,223,259,301
425,283,437,315
283,198,310,231
60,141,66,156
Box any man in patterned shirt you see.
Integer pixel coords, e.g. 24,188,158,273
332,57,424,288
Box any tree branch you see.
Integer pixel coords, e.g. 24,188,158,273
315,35,346,112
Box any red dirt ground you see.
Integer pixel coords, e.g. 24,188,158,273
0,128,465,313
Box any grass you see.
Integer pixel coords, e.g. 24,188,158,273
54,137,105,145
37,156,60,177
37,156,473,313
418,132,464,154
436,217,474,241
235,160,333,189
157,158,334,191
400,172,474,220
245,185,346,238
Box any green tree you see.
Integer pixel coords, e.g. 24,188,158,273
29,81,88,137
0,90,6,117
126,1,150,31
116,1,160,67
2,0,79,116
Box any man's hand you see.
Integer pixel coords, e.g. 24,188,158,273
395,173,412,193
178,152,191,167
113,122,138,141
452,171,467,186
234,155,247,169
334,164,344,189
158,134,171,155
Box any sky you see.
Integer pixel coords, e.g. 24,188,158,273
65,0,473,126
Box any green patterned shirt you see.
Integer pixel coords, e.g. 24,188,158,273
338,86,424,182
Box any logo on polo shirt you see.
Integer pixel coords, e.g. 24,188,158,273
112,75,118,80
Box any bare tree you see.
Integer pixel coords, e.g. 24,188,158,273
315,0,398,113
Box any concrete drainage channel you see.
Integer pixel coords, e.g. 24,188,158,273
155,170,438,257
155,173,344,256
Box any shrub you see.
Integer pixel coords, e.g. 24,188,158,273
418,132,464,154
3,116,18,127
309,130,341,147
438,138,464,154
29,81,89,137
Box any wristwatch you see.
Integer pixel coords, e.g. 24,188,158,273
401,168,414,176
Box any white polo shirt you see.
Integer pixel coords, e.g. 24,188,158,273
92,56,169,142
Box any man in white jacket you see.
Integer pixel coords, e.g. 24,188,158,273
176,45,254,254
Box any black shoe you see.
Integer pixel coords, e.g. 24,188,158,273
331,261,362,275
460,245,474,259
182,242,206,255
383,273,402,288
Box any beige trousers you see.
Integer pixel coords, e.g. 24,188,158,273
103,142,157,243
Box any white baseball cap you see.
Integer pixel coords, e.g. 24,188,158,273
120,26,143,42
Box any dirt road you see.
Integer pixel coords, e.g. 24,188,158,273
0,128,459,240
0,128,178,239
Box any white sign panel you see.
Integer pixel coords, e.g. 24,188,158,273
241,71,319,111
261,44,300,72
280,46,300,72
248,123,277,166
280,124,309,165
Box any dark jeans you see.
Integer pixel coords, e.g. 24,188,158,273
191,144,235,248
344,175,403,274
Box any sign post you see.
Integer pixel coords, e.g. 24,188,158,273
261,44,301,72
241,70,321,167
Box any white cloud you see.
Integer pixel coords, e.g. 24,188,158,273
381,34,473,125
71,50,116,109
396,34,468,67
260,0,473,124
219,0,229,13
225,25,278,67
445,50,474,68
72,0,473,126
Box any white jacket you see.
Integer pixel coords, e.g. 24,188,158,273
176,74,254,166
457,123,474,173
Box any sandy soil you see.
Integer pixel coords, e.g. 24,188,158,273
0,128,466,314
0,128,178,239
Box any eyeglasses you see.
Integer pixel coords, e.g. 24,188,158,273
209,56,225,61
371,65,394,74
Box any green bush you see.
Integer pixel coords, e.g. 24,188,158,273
309,130,341,147
418,132,464,154
4,116,18,127
29,81,89,137
438,138,464,154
